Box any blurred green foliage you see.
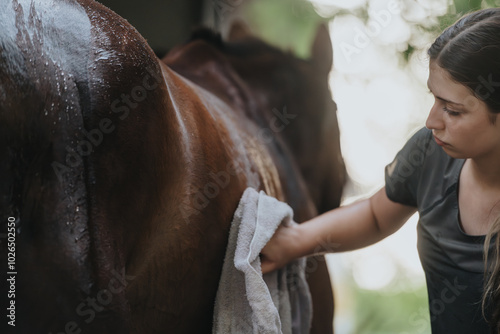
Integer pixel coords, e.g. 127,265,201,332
454,0,483,13
407,0,499,64
240,0,499,61
421,0,499,36
240,0,323,58
353,284,430,334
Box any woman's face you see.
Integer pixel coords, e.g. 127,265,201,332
426,61,500,161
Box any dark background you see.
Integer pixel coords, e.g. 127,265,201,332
97,0,231,56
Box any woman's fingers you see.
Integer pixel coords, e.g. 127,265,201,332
260,255,277,274
260,224,297,274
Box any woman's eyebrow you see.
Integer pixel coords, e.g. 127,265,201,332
427,84,464,106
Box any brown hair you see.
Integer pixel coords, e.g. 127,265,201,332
428,8,500,120
428,8,500,332
484,217,500,333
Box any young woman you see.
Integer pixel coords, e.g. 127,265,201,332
260,8,500,333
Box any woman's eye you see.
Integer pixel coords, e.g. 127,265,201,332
443,107,461,116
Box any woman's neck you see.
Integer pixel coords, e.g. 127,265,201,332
467,155,500,191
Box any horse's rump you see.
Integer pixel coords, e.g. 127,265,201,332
0,1,344,333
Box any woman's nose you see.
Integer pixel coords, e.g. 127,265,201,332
425,103,444,130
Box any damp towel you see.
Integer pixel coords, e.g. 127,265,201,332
213,187,312,334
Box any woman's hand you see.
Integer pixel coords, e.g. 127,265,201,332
260,222,303,274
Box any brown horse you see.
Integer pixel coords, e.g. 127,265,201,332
0,0,345,333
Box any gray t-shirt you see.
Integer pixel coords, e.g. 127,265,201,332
385,127,493,333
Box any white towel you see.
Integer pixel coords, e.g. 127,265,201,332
213,187,312,334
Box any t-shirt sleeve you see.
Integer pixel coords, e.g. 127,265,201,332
385,127,433,207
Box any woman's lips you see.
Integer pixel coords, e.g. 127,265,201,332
433,135,448,146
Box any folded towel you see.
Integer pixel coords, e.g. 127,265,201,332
213,187,312,334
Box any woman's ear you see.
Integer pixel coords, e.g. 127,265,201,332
311,23,333,72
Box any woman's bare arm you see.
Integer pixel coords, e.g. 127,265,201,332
260,187,416,273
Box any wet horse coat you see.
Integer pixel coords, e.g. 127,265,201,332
0,0,345,333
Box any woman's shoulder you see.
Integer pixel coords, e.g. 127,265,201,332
410,128,464,209
389,127,440,174
385,127,460,206
405,127,433,150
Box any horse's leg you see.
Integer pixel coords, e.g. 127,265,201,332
307,256,335,334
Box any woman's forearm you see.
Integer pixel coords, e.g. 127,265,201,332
293,198,388,257
260,188,416,273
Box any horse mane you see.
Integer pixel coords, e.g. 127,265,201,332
189,27,225,49
189,26,297,64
